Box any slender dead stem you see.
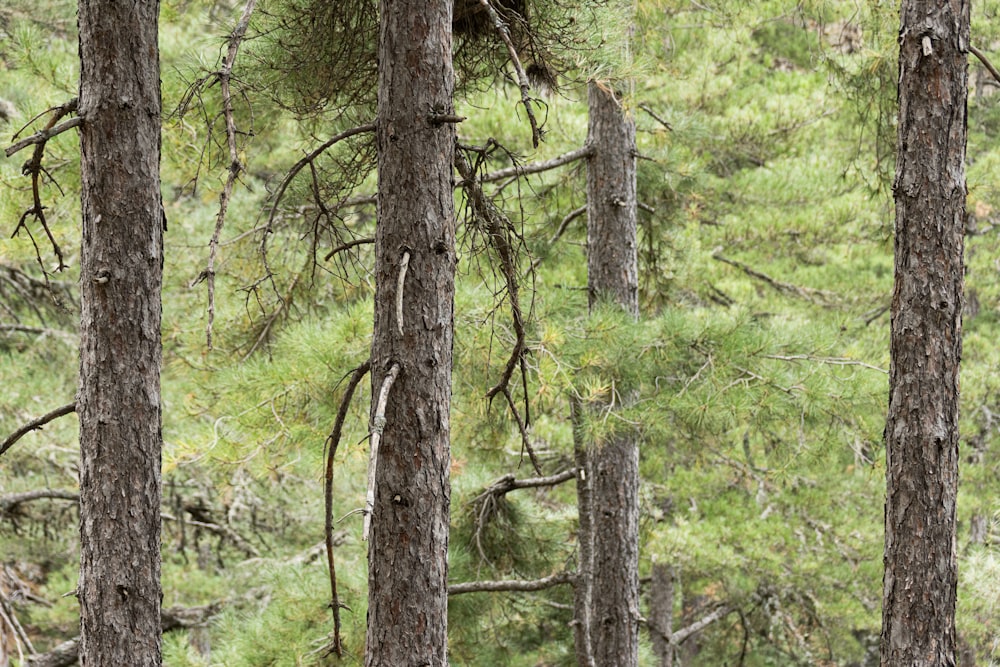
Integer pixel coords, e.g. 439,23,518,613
322,358,371,658
449,570,575,595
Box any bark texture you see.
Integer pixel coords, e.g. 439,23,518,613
650,563,675,667
585,80,640,667
77,0,163,665
881,1,968,665
365,1,456,665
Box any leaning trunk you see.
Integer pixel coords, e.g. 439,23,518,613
77,0,164,664
880,1,968,665
584,79,640,667
364,0,456,665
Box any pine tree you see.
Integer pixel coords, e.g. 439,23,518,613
364,0,457,664
881,0,968,664
76,0,164,663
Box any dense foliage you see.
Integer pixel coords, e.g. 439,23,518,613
1,0,999,664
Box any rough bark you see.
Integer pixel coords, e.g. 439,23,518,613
650,563,675,667
76,0,163,665
584,80,640,667
364,1,456,665
880,1,968,666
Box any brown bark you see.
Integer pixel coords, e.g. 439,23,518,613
364,1,456,665
650,563,675,667
880,1,968,666
76,0,163,664
584,80,640,667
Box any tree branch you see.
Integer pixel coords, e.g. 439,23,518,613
363,362,401,541
323,358,371,658
0,489,78,514
0,402,76,458
449,570,575,596
479,146,593,184
970,44,1000,86
712,252,838,304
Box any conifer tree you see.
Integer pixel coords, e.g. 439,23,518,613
881,0,968,664
364,0,456,664
76,0,164,663
583,77,640,666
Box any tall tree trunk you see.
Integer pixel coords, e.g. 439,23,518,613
584,79,640,667
881,1,968,666
77,0,164,664
650,563,675,667
365,1,456,665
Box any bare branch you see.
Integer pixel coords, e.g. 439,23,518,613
970,44,1000,86
5,117,83,158
638,102,673,131
712,252,839,305
480,145,593,184
0,489,78,514
473,470,575,502
203,0,258,350
670,605,732,645
323,358,371,658
449,570,575,596
0,402,76,458
763,353,887,374
323,236,374,262
161,512,260,558
363,362,401,541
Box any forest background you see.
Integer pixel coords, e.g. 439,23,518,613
0,0,998,665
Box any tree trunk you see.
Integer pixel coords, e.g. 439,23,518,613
650,563,675,667
585,79,640,667
76,0,163,665
364,1,456,665
880,1,968,666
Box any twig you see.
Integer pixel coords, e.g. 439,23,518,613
363,362,401,541
449,570,575,596
323,358,371,657
5,117,83,157
203,0,258,350
970,44,1000,86
763,353,887,374
476,0,543,147
638,102,673,131
0,402,76,458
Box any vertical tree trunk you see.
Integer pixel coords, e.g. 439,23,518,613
585,79,640,667
365,1,456,665
650,563,675,667
881,1,968,666
76,0,163,664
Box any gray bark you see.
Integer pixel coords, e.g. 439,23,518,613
76,0,163,664
880,1,968,665
584,80,640,667
364,0,456,665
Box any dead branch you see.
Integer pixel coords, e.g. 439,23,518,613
638,102,673,131
473,470,575,503
480,145,593,184
363,362,401,541
323,236,374,262
762,353,887,374
25,603,221,667
203,0,258,350
0,489,78,514
449,570,575,596
323,358,371,658
0,402,76,458
712,252,838,305
0,586,35,661
455,145,540,474
5,98,80,272
161,512,260,558
970,44,1000,86
475,0,543,147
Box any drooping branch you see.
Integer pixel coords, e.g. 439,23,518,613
0,402,76,458
363,362,401,541
455,144,541,474
323,236,374,262
5,98,80,272
0,489,78,514
448,570,575,596
323,358,371,658
201,0,258,350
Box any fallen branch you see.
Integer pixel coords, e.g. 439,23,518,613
449,570,575,596
0,402,76,458
323,358,371,657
